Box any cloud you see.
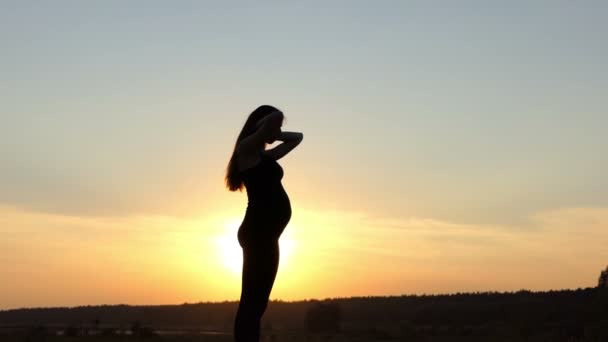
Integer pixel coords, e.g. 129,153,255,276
285,205,608,292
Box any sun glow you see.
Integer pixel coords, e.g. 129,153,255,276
213,218,296,275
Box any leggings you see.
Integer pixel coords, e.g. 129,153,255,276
234,238,280,342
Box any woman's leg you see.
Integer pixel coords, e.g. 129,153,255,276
234,239,280,342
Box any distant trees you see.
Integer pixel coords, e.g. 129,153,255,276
3,289,608,340
304,301,342,334
599,266,608,288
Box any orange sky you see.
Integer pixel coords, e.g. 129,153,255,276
2,201,607,309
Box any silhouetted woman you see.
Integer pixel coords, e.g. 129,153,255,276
225,105,303,342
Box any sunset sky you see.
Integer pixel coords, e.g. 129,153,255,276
1,1,607,310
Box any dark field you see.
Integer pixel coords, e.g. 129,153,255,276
3,329,608,342
2,288,608,342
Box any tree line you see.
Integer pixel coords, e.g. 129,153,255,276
1,288,607,340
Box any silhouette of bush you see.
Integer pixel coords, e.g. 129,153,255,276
599,266,608,288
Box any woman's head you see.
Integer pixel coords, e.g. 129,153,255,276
241,105,283,142
225,105,284,192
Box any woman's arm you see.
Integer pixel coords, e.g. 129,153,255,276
276,131,303,142
263,131,303,160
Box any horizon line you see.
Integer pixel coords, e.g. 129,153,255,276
1,286,601,312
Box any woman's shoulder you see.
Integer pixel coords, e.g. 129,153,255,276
236,148,266,173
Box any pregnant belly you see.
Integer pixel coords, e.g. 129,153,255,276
240,198,291,242
246,199,291,227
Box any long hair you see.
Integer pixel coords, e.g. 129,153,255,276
225,105,282,192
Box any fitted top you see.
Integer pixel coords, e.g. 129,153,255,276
240,152,292,230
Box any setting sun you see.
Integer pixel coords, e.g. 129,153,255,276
213,218,296,275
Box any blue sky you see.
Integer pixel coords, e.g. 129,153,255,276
3,1,606,223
